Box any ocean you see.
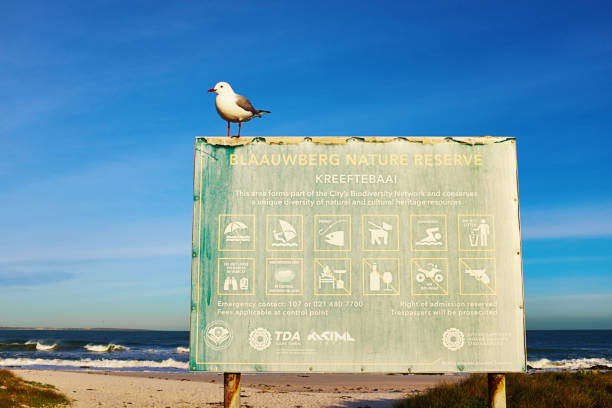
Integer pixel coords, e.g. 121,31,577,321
0,329,189,372
0,329,610,372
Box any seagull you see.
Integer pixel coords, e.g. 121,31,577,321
207,82,270,138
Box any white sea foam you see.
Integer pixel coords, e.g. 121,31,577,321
84,343,129,352
176,347,189,353
528,358,612,370
36,343,57,351
25,341,58,351
139,348,166,354
0,357,188,370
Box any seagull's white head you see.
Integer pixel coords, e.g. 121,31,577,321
207,82,234,95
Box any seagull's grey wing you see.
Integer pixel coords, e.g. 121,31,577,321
235,94,258,115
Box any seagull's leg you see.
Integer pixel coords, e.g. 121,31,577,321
227,121,230,137
238,121,242,137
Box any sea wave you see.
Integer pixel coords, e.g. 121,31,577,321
528,358,612,370
0,342,27,350
84,343,129,352
176,347,189,353
0,357,188,370
25,341,58,351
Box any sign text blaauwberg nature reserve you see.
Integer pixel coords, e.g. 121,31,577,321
190,137,525,373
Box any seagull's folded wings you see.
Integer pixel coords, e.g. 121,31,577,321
235,95,258,114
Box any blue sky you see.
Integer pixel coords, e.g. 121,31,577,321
1,0,611,330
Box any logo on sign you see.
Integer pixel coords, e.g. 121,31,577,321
204,320,233,350
442,328,465,351
307,331,355,343
249,328,272,351
274,331,301,346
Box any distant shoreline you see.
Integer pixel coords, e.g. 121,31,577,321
0,327,161,331
2,327,611,331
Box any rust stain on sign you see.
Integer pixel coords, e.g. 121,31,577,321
200,136,513,146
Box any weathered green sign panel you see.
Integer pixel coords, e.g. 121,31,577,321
190,137,525,373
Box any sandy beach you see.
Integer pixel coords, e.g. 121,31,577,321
13,370,464,408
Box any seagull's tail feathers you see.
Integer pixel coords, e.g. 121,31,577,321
256,109,271,116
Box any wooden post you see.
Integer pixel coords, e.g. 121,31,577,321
224,372,241,408
488,373,506,408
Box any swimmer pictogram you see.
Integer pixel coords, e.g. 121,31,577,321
411,215,447,251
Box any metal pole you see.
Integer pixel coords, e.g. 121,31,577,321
224,372,241,408
488,373,506,408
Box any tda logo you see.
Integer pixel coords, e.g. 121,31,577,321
274,331,301,346
307,330,355,342
275,331,300,342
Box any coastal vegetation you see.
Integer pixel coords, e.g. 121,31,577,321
0,369,70,407
395,371,612,408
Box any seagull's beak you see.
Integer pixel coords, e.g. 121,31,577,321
207,88,216,93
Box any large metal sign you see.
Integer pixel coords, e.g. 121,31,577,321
190,137,525,373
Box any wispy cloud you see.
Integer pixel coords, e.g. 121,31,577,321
527,294,612,302
0,270,75,287
0,244,188,264
521,202,612,239
524,255,612,265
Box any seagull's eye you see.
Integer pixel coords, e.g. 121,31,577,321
220,85,224,88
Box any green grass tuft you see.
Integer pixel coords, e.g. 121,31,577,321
394,371,612,408
0,369,71,407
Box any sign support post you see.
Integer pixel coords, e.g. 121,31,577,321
224,372,241,408
488,373,506,408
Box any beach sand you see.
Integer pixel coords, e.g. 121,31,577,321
13,370,464,407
